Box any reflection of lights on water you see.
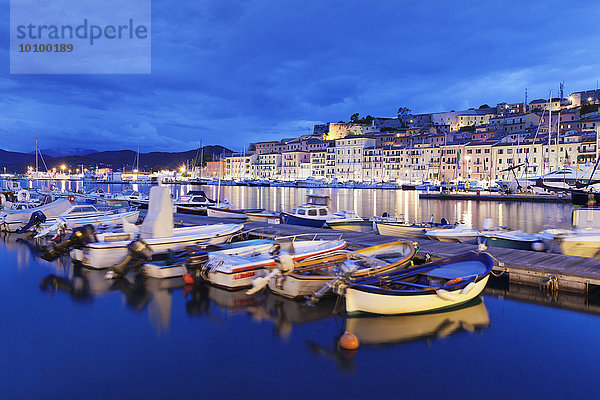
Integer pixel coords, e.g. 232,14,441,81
464,201,472,228
498,203,503,227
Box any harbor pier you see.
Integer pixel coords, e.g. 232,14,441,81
172,213,600,294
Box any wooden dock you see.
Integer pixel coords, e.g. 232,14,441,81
419,192,570,203
171,213,600,294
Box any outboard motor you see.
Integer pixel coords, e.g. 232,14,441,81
41,224,97,261
185,251,209,271
105,238,153,278
16,211,47,234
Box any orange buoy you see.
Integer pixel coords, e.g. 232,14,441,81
339,331,359,350
183,273,195,285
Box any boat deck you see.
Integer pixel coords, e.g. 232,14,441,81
170,213,600,293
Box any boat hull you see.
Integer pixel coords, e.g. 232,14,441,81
280,212,326,228
326,220,372,233
345,275,490,315
483,235,544,251
376,222,427,238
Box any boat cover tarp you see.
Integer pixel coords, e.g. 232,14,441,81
2,199,72,223
140,186,174,239
423,260,489,280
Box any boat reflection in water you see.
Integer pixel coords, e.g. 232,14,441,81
40,264,186,332
345,297,489,346
184,284,335,338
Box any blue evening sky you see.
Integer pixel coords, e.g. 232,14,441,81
2,0,600,152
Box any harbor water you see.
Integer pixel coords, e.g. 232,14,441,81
24,180,575,232
2,233,600,399
1,180,598,399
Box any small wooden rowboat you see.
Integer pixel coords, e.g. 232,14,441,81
198,239,348,290
250,241,416,299
344,251,493,315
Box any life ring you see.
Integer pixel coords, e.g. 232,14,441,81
50,184,57,191
17,189,30,202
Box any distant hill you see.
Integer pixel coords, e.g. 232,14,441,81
0,146,233,173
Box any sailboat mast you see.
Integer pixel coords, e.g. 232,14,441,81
199,139,203,179
548,90,552,173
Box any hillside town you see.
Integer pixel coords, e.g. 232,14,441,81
203,87,600,184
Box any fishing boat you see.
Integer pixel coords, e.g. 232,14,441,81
193,239,347,290
482,230,545,251
344,251,493,315
68,187,244,269
345,298,489,345
375,216,454,238
255,241,416,300
324,210,371,233
280,194,336,227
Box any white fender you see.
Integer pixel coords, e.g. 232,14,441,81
460,282,476,295
17,189,30,202
0,193,5,207
436,289,459,301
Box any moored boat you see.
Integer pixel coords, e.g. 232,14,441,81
425,224,480,243
375,216,454,239
280,194,336,228
194,239,347,290
325,210,371,233
344,251,494,315
260,241,416,300
67,187,244,269
207,205,264,219
246,211,281,224
482,230,545,251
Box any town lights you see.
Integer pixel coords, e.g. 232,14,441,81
179,166,186,173
60,164,66,171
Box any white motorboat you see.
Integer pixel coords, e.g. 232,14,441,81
207,204,263,219
34,207,140,237
375,216,455,239
69,186,244,269
426,224,480,243
142,239,274,279
482,230,545,251
174,190,217,215
0,199,77,233
246,211,281,224
540,207,600,253
193,239,347,290
324,210,371,233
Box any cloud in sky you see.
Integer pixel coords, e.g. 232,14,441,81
2,0,600,152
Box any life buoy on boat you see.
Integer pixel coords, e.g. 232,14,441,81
17,189,30,202
50,184,57,191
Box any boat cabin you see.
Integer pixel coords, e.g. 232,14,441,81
306,194,330,207
289,194,331,218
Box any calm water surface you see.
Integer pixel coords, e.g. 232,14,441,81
22,180,575,232
1,234,600,399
